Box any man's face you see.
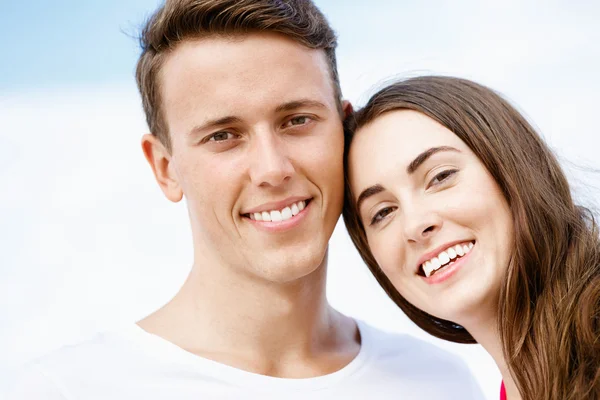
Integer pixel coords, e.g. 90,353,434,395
157,33,345,283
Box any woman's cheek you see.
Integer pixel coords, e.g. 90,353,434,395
375,235,406,278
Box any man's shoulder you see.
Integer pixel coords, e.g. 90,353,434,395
358,320,472,370
6,329,136,399
357,321,483,398
34,328,137,370
358,321,483,399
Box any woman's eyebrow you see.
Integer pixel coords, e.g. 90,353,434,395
355,184,385,212
355,146,460,211
407,146,461,174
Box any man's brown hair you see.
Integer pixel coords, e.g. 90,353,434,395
136,0,340,151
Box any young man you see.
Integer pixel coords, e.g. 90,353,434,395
9,1,483,398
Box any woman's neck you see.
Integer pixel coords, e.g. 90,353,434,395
462,314,521,400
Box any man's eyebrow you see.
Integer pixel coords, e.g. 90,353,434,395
275,99,327,113
355,184,385,213
188,116,243,136
407,146,461,174
187,100,326,136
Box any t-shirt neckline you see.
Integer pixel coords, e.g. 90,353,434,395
119,319,372,390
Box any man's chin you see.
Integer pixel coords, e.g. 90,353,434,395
247,247,328,284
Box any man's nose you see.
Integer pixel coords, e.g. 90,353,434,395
248,132,295,188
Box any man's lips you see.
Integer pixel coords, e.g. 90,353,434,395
241,196,311,215
242,199,312,231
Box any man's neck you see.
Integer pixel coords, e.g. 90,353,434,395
137,258,360,378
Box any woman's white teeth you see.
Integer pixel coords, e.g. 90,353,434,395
423,261,434,277
438,252,450,265
422,241,474,277
251,200,306,223
447,247,457,259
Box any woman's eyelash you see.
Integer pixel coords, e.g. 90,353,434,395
367,170,457,226
429,169,458,187
370,206,396,226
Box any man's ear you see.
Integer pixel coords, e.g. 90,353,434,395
141,134,183,203
342,100,354,119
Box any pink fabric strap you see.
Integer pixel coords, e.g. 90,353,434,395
500,381,507,400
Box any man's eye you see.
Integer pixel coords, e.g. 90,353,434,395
283,116,311,128
428,169,458,187
208,131,236,142
370,206,396,226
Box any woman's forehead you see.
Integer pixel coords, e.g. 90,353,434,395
348,110,466,181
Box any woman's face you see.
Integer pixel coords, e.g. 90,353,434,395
348,110,514,326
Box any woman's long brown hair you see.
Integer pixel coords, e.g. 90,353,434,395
342,76,600,400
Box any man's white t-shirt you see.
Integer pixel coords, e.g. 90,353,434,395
8,320,484,399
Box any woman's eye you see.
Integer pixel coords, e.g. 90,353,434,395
429,169,458,187
283,116,311,128
370,206,396,226
208,131,236,142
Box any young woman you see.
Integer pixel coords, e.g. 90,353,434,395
342,76,600,400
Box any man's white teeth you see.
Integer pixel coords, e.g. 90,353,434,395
281,207,293,220
271,210,282,222
249,200,306,222
291,204,299,216
422,241,474,278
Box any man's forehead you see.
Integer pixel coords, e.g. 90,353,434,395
160,33,332,88
158,33,338,133
199,95,330,117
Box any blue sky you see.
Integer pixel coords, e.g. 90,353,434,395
0,0,162,91
0,0,362,91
